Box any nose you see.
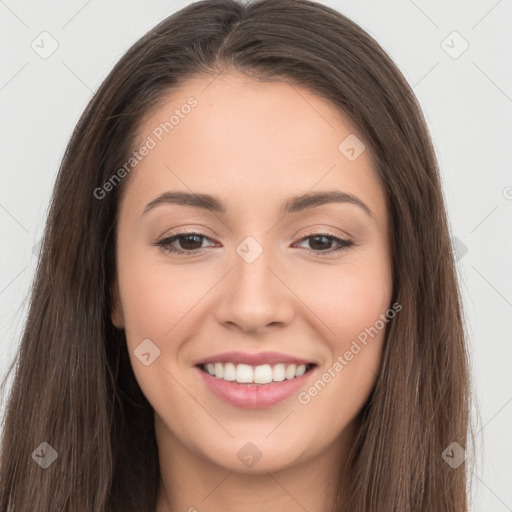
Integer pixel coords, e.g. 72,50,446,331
214,241,295,334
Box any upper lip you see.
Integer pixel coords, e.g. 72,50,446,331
193,351,316,367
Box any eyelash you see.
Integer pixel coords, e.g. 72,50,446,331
153,231,354,256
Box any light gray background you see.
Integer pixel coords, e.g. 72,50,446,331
1,1,511,510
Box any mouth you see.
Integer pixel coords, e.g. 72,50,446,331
194,361,318,409
196,362,317,385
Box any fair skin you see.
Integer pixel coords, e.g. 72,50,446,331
111,70,392,512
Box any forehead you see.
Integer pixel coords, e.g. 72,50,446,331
123,71,387,226
137,71,366,163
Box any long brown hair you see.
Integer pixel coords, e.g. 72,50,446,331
0,0,473,510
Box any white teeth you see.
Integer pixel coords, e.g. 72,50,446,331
201,362,312,383
214,362,224,379
254,364,273,384
295,364,306,377
235,364,253,383
285,364,297,379
223,362,236,381
272,363,286,382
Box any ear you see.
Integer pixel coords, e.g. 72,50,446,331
110,280,125,328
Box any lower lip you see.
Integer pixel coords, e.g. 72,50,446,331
195,365,316,409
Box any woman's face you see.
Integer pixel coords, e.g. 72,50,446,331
112,70,393,473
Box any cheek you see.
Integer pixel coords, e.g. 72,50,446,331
117,259,169,341
293,250,392,412
317,272,389,378
300,253,392,344
115,234,204,344
115,245,202,411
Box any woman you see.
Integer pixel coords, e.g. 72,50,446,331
0,0,473,510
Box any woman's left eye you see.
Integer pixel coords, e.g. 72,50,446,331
293,233,354,255
154,232,353,256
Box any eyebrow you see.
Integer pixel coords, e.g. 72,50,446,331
142,190,374,218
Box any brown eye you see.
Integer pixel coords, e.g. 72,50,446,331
155,232,215,255
174,234,204,251
294,233,353,255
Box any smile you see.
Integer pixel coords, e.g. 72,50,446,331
195,362,317,409
198,362,315,384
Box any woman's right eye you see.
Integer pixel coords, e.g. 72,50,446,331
154,232,214,255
